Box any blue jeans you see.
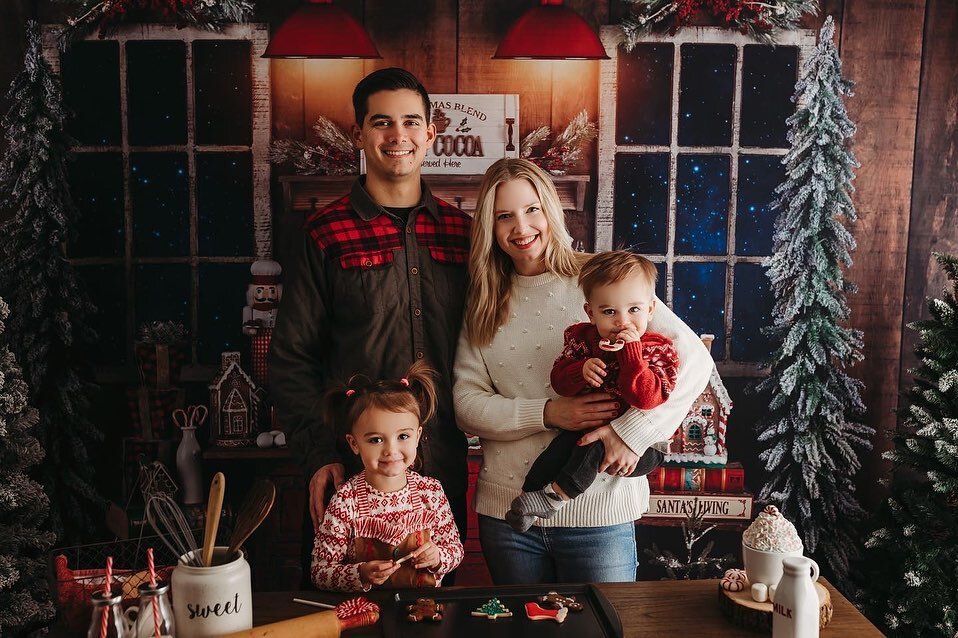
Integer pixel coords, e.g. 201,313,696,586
478,515,637,584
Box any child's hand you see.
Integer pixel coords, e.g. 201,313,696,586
359,559,400,587
582,357,607,388
406,541,440,571
616,327,645,344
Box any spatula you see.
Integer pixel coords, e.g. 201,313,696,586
227,478,277,560
201,472,226,567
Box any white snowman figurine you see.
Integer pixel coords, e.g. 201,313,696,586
242,259,283,336
703,426,718,457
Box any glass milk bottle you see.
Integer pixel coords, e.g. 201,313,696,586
129,581,175,637
772,556,820,638
86,588,128,638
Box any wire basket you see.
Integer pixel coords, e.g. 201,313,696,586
49,532,186,634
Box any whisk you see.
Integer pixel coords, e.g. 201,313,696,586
146,493,203,567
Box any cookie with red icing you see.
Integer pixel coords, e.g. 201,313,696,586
525,602,568,623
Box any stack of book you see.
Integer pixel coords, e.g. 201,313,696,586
643,463,753,522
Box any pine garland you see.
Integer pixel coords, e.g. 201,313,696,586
0,297,56,636
0,21,106,545
861,252,958,637
520,110,597,176
59,0,254,43
753,16,873,592
269,116,359,176
620,0,818,47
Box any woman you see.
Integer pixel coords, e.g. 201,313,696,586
453,158,712,584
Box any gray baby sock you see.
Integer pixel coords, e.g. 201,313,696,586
505,484,566,533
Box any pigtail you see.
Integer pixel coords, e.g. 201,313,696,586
402,360,439,426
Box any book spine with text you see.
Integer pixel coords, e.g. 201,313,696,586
647,464,745,493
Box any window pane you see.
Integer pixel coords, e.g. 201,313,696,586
127,41,187,146
613,153,669,254
135,264,190,330
732,263,774,361
616,44,673,146
675,154,729,255
197,152,253,256
77,265,126,364
61,41,120,146
673,263,725,359
736,154,784,256
131,152,189,257
678,44,735,147
198,263,250,364
740,45,798,148
653,261,666,301
194,40,253,146
69,153,124,258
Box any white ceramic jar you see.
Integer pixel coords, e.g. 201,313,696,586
170,547,252,638
772,556,821,638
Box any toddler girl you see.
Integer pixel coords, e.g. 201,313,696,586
311,361,464,591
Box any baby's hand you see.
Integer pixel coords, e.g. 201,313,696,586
582,357,607,388
405,541,440,571
359,559,400,587
616,327,644,344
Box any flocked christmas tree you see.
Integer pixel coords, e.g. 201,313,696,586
0,296,56,635
0,21,104,544
861,252,958,637
753,16,873,591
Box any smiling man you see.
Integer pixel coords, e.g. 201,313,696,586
269,69,472,556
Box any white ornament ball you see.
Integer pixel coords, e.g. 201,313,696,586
256,432,274,448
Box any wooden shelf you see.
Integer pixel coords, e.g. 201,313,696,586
203,446,291,461
278,174,590,218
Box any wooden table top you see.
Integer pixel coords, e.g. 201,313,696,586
251,579,883,637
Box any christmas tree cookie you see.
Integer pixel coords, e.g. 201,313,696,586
471,598,513,619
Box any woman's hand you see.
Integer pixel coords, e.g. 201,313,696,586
359,559,400,587
576,425,639,476
544,394,620,431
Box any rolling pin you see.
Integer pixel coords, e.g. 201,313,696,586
219,606,380,638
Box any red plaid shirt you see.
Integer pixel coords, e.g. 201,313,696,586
270,178,471,507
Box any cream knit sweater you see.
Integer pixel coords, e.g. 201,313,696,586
454,272,713,528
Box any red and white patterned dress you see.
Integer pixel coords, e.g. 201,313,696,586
311,470,464,592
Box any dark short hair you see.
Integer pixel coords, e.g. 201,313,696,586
578,250,658,301
352,67,431,125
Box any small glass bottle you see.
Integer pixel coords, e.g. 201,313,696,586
131,581,175,638
86,587,127,638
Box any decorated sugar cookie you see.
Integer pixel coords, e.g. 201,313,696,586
471,598,513,619
598,338,625,352
525,602,568,623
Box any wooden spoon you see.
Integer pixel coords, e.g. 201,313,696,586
227,478,277,559
201,472,226,567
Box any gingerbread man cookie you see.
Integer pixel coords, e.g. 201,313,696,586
538,591,584,612
406,598,443,623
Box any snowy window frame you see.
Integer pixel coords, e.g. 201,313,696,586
597,26,816,377
41,24,271,378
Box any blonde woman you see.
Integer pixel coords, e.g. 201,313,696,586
453,158,712,584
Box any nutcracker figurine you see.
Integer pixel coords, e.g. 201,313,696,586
242,259,283,336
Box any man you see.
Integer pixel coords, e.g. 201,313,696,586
269,68,471,544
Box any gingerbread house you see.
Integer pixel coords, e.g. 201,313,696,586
663,335,733,468
208,351,260,447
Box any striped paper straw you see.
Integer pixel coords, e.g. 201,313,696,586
147,548,160,638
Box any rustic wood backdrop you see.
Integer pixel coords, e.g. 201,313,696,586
0,0,956,511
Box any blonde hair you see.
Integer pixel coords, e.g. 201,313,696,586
578,250,658,301
323,360,439,440
464,158,587,346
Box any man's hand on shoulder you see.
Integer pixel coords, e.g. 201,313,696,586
309,463,345,529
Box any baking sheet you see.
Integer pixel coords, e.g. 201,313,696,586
383,584,623,638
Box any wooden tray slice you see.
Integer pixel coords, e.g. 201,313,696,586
718,582,833,633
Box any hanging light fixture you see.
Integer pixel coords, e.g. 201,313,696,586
262,0,381,59
493,0,609,60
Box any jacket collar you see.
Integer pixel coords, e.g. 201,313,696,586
350,176,440,222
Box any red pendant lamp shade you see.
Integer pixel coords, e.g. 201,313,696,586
493,0,608,60
263,0,381,59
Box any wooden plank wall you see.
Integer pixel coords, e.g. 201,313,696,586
839,0,927,507
900,0,958,398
